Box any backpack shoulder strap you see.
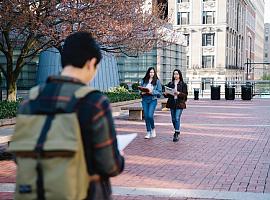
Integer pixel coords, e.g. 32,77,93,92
29,85,41,100
29,84,46,100
74,86,97,99
66,86,98,112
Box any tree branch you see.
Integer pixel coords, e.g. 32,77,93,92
0,64,7,79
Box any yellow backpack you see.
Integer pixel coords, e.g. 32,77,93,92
9,86,96,200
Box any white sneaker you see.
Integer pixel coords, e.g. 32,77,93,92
144,131,151,139
151,129,156,138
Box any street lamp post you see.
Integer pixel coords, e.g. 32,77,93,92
246,58,249,80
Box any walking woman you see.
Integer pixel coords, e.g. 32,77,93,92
140,67,162,139
164,69,188,142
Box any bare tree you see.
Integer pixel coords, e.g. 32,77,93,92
0,0,167,101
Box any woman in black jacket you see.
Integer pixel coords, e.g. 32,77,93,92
164,69,188,142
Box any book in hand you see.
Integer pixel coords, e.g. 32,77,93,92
137,86,150,93
164,86,175,96
116,133,137,151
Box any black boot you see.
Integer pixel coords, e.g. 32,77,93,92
173,131,179,142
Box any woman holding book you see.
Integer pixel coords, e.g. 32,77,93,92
139,67,162,139
164,69,188,142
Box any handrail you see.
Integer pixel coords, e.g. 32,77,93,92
186,80,270,97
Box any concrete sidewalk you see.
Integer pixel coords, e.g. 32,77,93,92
1,99,270,200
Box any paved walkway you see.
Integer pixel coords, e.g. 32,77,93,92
1,99,270,200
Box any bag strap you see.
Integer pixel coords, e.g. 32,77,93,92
74,86,97,99
29,85,43,100
65,86,97,113
35,115,55,200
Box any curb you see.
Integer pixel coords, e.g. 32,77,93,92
0,118,16,127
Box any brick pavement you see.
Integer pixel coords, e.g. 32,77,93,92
1,99,270,199
113,196,218,200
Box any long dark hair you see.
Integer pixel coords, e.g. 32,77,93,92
142,67,159,85
171,69,183,82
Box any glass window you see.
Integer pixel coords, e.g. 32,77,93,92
202,55,215,68
201,78,214,90
184,34,190,46
186,56,189,68
177,12,190,25
202,11,215,24
202,33,215,46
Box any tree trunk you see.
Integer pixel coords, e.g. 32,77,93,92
6,76,17,101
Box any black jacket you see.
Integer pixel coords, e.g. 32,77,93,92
164,81,188,109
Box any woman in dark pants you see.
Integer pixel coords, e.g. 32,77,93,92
164,69,188,142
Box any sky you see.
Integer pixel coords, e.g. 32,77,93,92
266,0,270,23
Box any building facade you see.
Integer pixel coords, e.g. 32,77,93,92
168,0,260,93
0,48,120,95
264,23,270,77
245,0,256,80
117,41,187,86
253,0,265,79
37,48,120,91
0,49,38,90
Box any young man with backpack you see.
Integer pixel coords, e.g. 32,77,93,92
9,32,125,200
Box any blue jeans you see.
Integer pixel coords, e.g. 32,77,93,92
142,99,157,131
170,108,183,132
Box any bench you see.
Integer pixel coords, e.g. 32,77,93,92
160,99,169,111
121,106,144,120
161,100,167,109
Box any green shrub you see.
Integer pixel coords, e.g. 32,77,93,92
105,92,140,103
119,83,129,90
131,83,140,91
109,86,129,93
105,86,140,103
0,100,20,119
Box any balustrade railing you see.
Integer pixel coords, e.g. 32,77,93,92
187,80,270,98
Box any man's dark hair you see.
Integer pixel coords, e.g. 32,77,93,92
61,32,102,68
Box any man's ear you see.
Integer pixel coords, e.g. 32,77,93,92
88,58,97,70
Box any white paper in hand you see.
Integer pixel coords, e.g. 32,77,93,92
164,86,175,96
116,133,137,151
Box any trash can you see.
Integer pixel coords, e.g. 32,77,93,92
225,86,235,100
211,85,221,100
194,88,199,100
241,85,252,100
